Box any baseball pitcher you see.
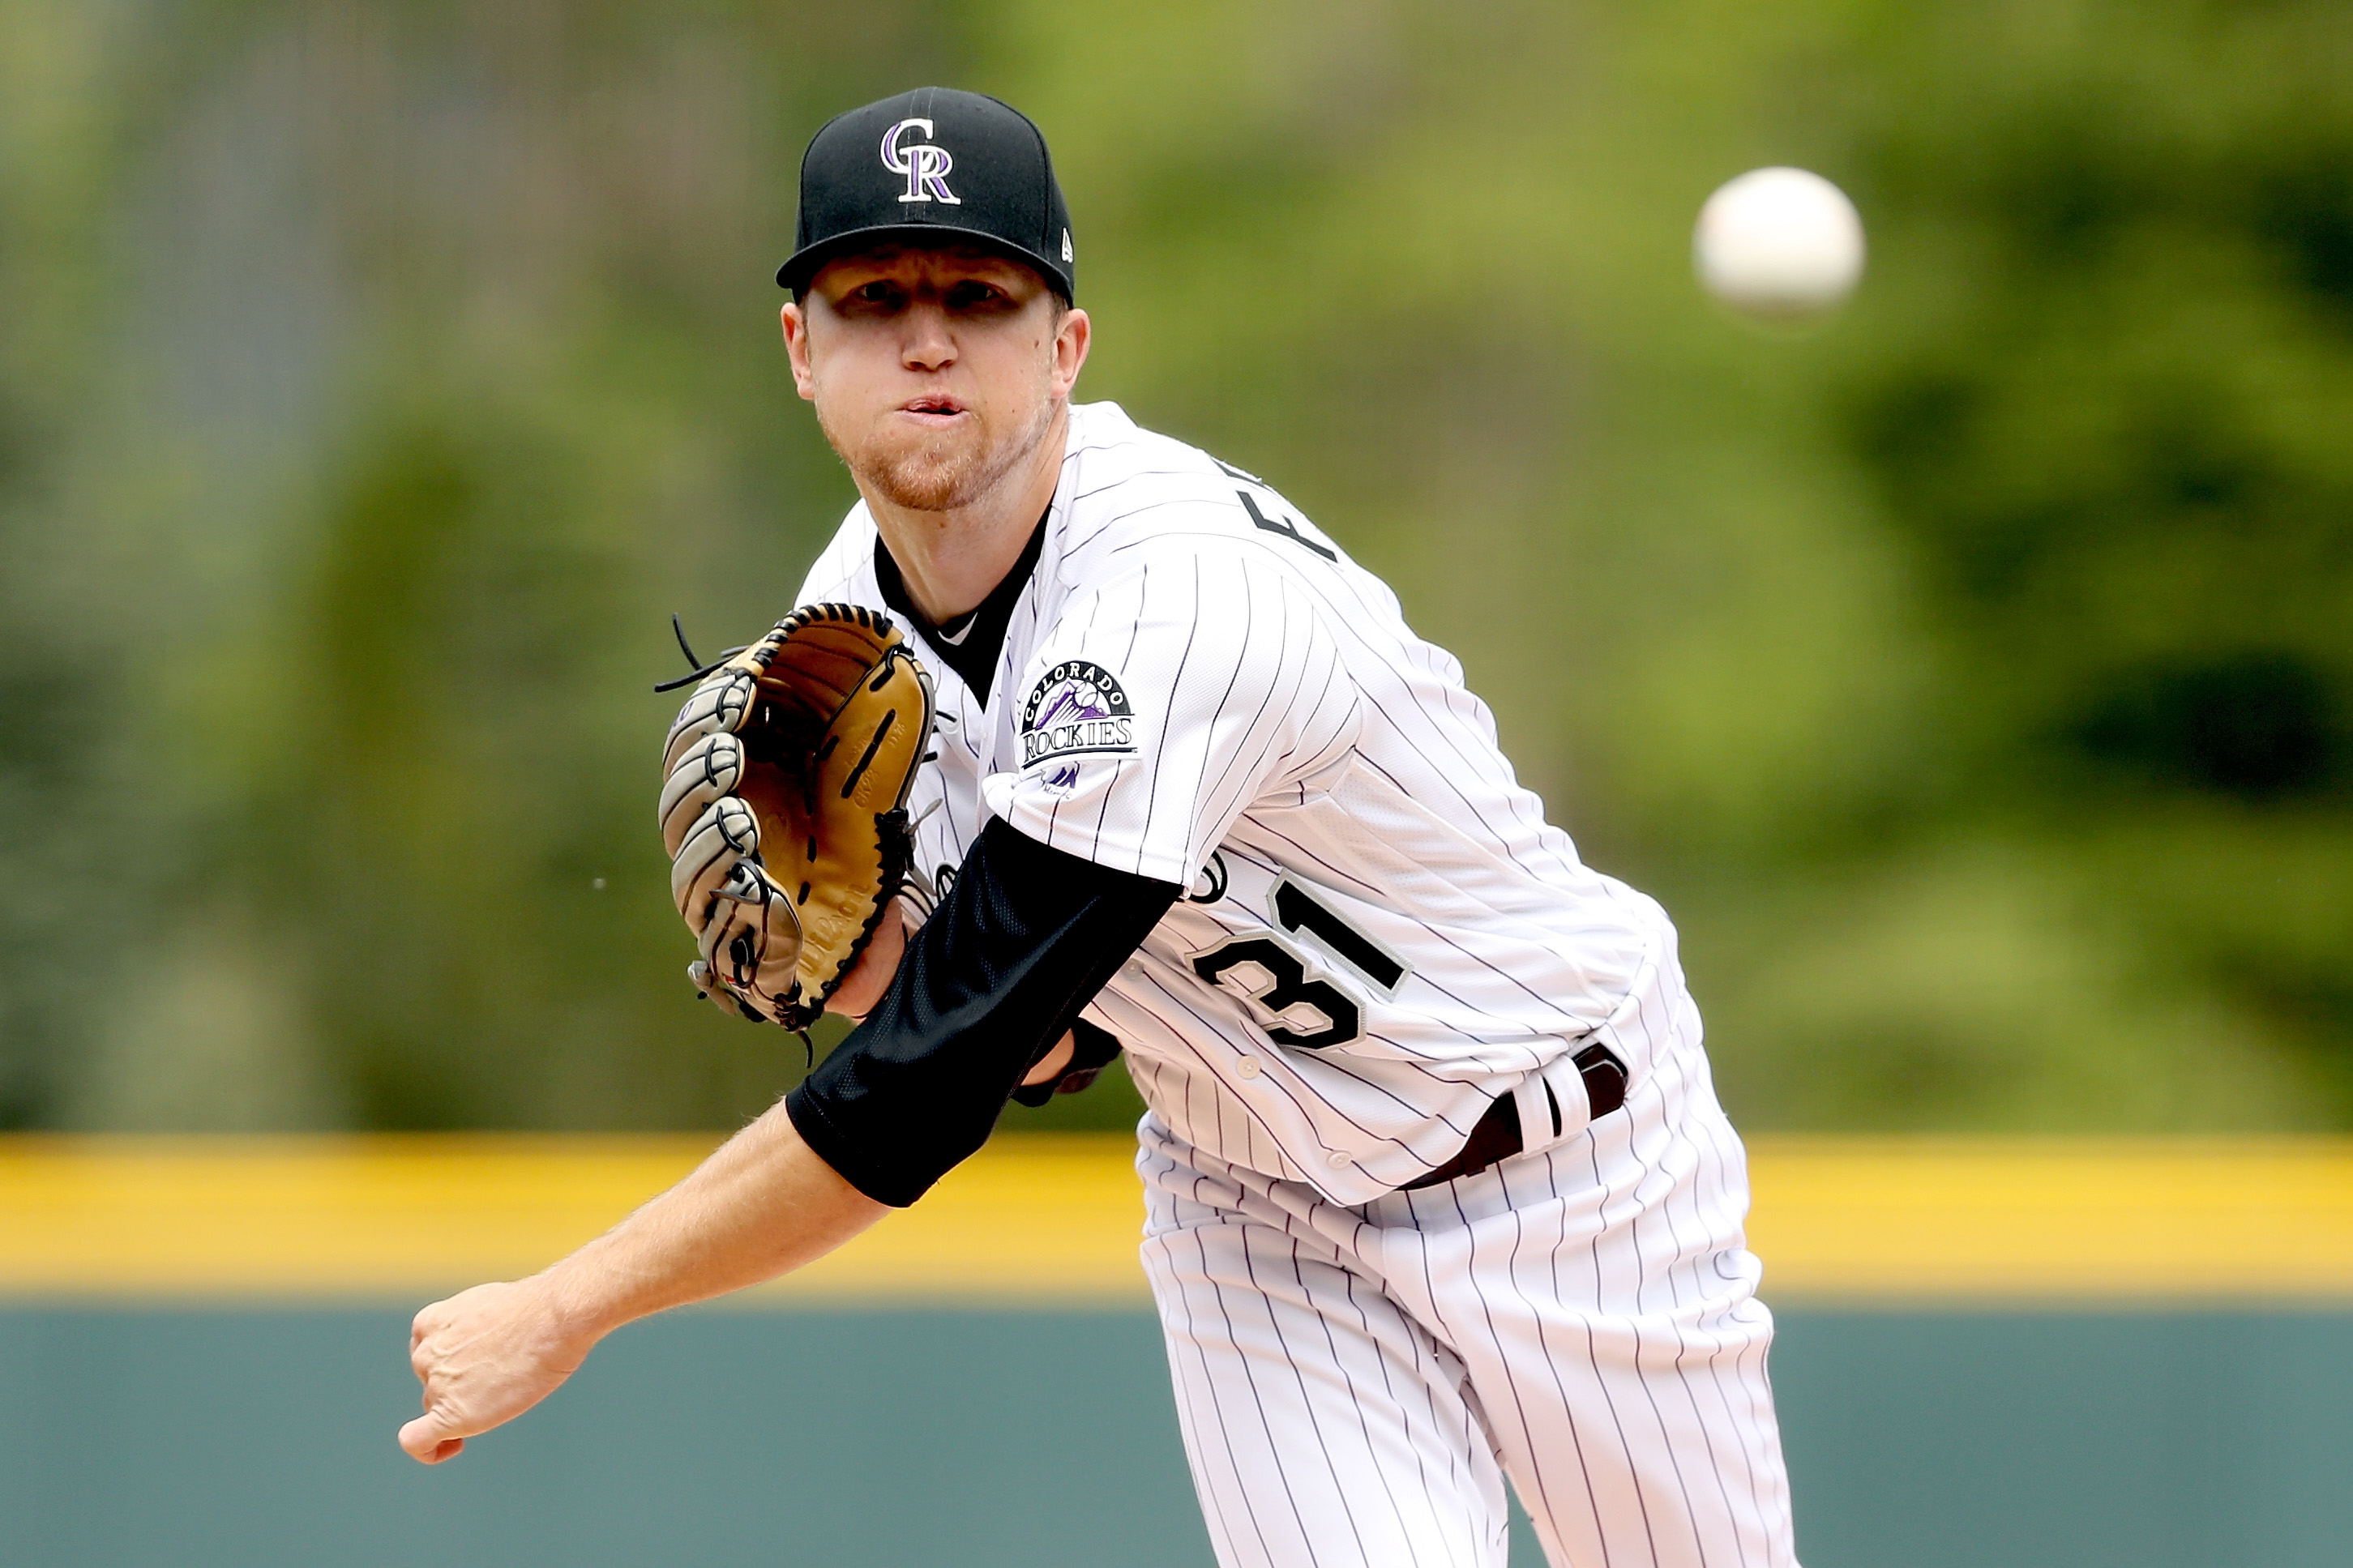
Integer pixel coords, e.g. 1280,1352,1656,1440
401,87,1801,1568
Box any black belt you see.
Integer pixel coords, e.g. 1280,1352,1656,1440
1399,1045,1628,1191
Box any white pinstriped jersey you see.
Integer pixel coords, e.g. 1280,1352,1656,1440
796,401,1680,1204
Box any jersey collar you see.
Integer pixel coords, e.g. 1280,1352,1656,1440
871,505,1050,706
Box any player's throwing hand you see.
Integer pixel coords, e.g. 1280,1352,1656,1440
399,1279,594,1463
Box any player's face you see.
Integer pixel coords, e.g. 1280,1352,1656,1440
784,246,1089,515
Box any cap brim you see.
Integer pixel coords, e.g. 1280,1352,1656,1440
776,223,1072,300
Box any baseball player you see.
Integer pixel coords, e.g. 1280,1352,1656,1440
403,88,1801,1568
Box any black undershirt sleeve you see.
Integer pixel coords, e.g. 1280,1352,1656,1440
784,818,1181,1207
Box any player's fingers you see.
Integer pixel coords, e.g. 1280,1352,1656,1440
658,733,744,857
409,1297,451,1355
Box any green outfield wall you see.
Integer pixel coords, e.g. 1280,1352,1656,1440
3,1305,2350,1567
5,1136,2348,1565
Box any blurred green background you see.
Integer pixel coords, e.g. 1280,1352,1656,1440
2,0,2348,1136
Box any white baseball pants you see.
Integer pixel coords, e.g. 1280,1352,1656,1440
1135,969,1799,1567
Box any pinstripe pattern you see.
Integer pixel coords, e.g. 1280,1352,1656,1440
798,402,1795,1565
798,402,1670,1204
1136,947,1797,1568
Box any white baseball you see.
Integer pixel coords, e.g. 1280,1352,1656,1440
1693,167,1865,318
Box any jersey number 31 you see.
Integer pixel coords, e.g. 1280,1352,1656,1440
1188,879,1406,1051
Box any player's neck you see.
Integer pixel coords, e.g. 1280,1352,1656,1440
866,403,1067,624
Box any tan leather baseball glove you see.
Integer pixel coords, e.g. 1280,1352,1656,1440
658,605,935,1030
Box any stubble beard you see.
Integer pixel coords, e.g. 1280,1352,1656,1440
821,391,1057,515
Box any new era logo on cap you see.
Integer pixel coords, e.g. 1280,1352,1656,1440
781,88,1076,301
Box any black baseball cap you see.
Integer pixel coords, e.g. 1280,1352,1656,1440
778,88,1076,301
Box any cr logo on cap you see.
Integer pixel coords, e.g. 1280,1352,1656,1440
879,118,960,206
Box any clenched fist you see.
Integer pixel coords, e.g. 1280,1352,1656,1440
400,1278,596,1463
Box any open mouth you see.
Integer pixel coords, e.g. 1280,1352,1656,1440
901,395,966,417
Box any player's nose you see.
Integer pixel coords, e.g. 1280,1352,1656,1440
899,301,956,372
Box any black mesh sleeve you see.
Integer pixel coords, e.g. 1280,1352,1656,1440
784,818,1179,1207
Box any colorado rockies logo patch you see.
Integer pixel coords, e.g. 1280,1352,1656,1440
1020,660,1136,784
879,117,960,205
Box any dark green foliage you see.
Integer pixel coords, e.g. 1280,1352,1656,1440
1,0,2348,1130
2073,652,2341,800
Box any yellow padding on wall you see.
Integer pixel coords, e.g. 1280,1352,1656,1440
0,1134,1149,1303
1750,1138,2353,1302
0,1134,2348,1303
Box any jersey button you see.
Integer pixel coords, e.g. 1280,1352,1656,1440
1325,1151,1352,1169
1235,1055,1261,1079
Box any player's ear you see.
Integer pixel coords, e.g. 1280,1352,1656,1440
781,300,818,401
1050,305,1089,400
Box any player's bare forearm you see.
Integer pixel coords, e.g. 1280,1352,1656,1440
549,1095,887,1325
399,1098,885,1464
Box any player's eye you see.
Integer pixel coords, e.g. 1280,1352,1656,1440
946,280,1005,311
